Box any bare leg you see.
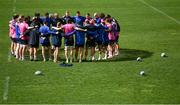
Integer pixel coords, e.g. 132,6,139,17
53,47,56,62
13,43,17,56
85,47,88,60
29,48,33,60
56,47,59,62
65,46,69,63
10,42,14,55
102,46,108,60
70,47,73,63
91,47,95,61
108,45,113,59
98,45,102,60
75,47,79,61
19,44,23,60
54,47,59,63
79,47,83,63
58,47,60,61
34,48,37,61
112,43,115,57
21,45,26,61
15,43,20,59
42,46,46,62
115,43,119,56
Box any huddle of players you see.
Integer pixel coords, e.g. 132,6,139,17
9,11,120,63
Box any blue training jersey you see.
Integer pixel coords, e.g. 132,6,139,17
15,23,21,39
63,16,74,23
85,24,98,38
41,17,51,27
97,24,108,42
51,29,62,46
73,16,86,26
102,25,109,43
94,17,101,24
75,30,85,45
39,25,55,44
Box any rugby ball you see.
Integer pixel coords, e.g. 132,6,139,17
34,71,42,75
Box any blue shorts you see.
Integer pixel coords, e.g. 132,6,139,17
103,42,109,46
53,44,61,47
41,42,50,47
29,44,39,48
11,37,17,43
96,40,103,45
75,44,84,48
109,40,115,45
20,39,28,45
64,37,74,46
15,38,20,43
86,39,96,47
115,36,119,43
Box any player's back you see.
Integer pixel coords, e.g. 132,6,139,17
62,24,75,34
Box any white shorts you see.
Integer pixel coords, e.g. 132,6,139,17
64,46,74,51
20,44,26,48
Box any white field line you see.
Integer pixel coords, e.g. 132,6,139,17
13,6,16,13
0,104,168,105
138,0,180,25
13,0,16,13
3,76,10,101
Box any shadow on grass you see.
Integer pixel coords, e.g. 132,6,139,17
111,48,153,62
82,48,153,62
23,48,153,62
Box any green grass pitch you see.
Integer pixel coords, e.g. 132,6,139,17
0,0,180,104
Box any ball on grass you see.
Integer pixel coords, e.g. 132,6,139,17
137,57,142,61
34,71,42,75
140,71,145,76
161,52,166,57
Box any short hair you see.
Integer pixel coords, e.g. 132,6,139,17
106,14,111,18
65,11,69,14
45,12,49,16
34,12,40,17
27,16,31,19
67,19,72,23
19,15,24,19
54,13,58,16
77,11,80,14
24,17,29,22
86,13,90,16
100,13,105,18
57,22,61,26
65,11,70,16
49,14,54,18
43,21,48,25
94,12,98,17
13,14,19,19
106,18,112,23
18,15,24,22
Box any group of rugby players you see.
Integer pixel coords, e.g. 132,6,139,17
9,11,120,63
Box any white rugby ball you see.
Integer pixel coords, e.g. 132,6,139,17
137,57,142,61
161,53,166,57
34,71,42,75
140,71,145,75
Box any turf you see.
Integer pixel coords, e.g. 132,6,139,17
0,0,180,104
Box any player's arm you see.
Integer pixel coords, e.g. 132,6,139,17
75,27,87,31
65,30,76,37
51,26,62,30
28,25,38,30
47,28,59,35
